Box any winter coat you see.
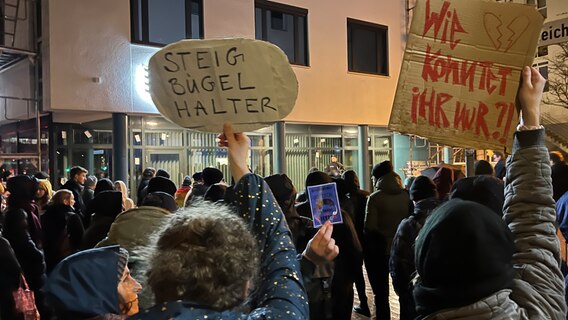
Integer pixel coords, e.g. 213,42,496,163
556,191,568,241
44,246,127,319
1,208,46,291
82,188,95,210
174,186,191,208
390,197,439,296
0,235,23,320
41,203,84,273
133,173,309,319
348,188,370,242
365,171,410,255
494,159,506,180
552,162,568,202
136,179,151,205
81,191,123,250
421,129,566,319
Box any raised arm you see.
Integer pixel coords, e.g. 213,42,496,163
504,66,566,318
219,123,309,319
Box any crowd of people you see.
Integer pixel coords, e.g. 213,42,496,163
0,66,566,320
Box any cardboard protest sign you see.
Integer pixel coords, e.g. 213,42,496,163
389,0,544,151
148,39,298,132
307,182,343,228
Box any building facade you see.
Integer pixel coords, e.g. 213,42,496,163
4,0,562,199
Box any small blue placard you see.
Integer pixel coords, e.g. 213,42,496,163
307,182,343,228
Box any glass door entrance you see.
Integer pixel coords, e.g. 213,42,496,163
145,150,186,188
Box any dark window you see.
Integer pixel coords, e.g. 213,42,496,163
255,0,308,66
131,0,203,46
348,19,388,75
538,64,549,92
537,45,548,57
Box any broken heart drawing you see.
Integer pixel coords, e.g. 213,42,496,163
484,13,530,53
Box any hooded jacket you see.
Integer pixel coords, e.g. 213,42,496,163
81,191,123,250
44,246,126,319
390,197,439,297
364,171,410,255
414,129,566,319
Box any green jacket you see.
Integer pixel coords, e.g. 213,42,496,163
95,206,171,252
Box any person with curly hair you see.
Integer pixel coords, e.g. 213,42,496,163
133,123,326,319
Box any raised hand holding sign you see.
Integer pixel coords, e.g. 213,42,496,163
148,38,298,132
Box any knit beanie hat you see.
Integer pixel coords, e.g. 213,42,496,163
84,175,98,188
305,171,333,188
474,160,494,176
94,178,114,195
142,191,178,212
182,176,192,187
147,176,177,197
414,199,514,316
34,171,50,180
409,176,437,201
450,176,504,216
372,161,393,179
143,167,156,179
156,169,170,179
202,167,224,186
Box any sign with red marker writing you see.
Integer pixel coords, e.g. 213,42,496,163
148,39,298,132
389,0,544,151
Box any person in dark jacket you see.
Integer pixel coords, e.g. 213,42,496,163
365,161,409,320
60,166,88,223
390,175,439,320
41,189,84,273
0,235,25,320
83,178,115,229
81,191,123,250
184,167,224,206
449,175,504,217
6,175,43,249
1,207,46,318
432,167,454,202
492,151,506,180
550,151,568,202
45,246,142,319
342,169,371,317
136,167,155,206
138,172,174,205
474,160,494,176
134,123,309,319
296,171,361,320
81,175,97,209
264,173,311,247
